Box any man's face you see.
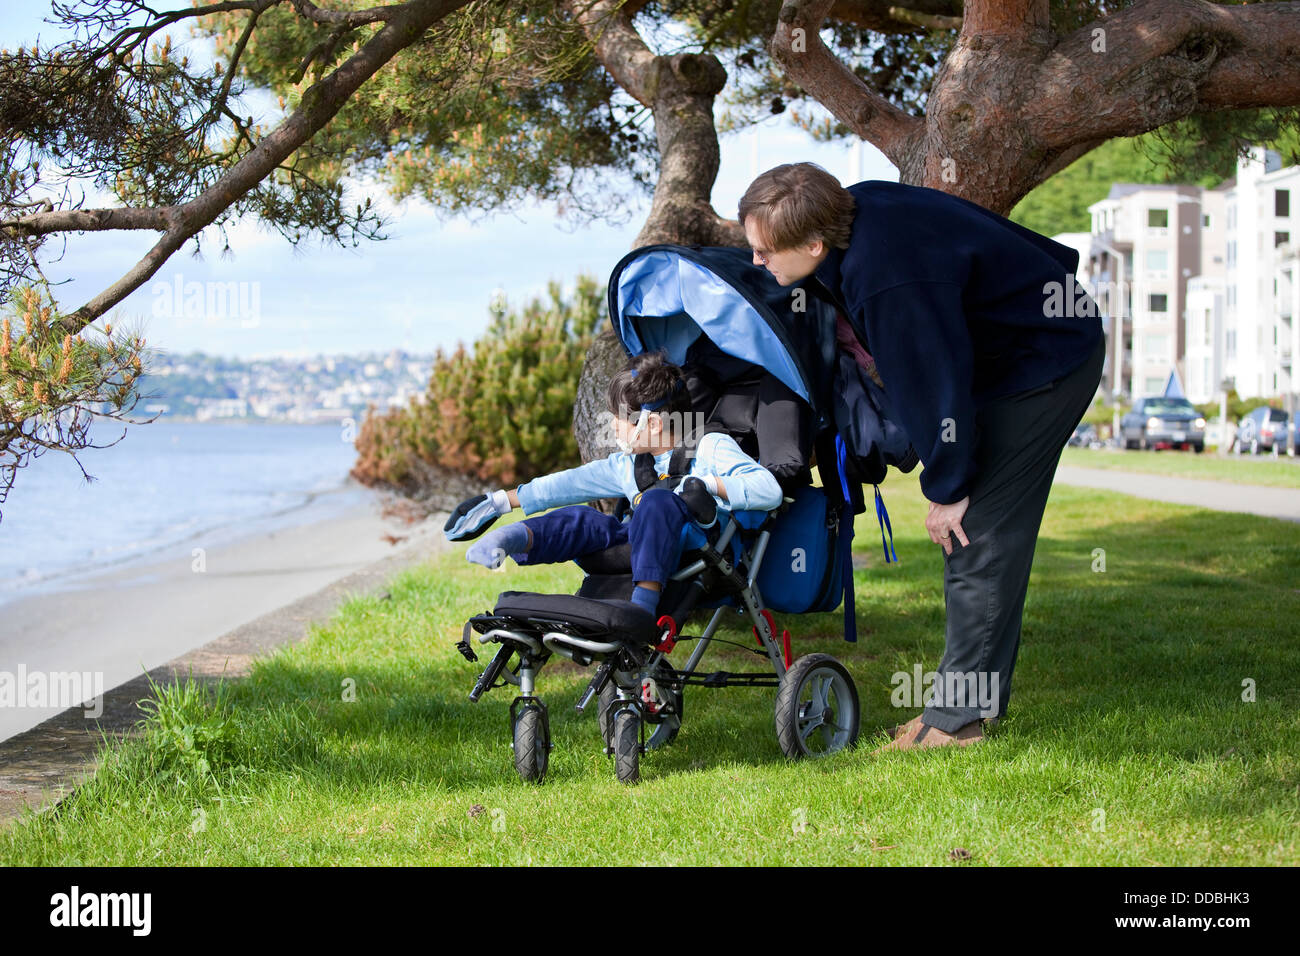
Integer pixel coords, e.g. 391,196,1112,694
744,217,828,286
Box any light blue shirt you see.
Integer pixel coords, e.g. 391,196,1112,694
515,431,783,517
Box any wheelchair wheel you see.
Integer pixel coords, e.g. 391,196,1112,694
598,679,618,749
775,653,860,759
612,706,641,784
512,705,550,783
599,659,681,750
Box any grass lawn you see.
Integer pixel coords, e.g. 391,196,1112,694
2,470,1297,866
1060,446,1300,488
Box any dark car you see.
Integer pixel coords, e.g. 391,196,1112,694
1235,406,1290,454
1121,397,1206,452
1068,423,1098,448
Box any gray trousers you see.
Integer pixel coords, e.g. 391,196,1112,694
921,334,1106,732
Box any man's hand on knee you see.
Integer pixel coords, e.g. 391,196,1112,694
925,496,970,556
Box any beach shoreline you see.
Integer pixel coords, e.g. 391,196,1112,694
0,484,445,743
0,502,451,826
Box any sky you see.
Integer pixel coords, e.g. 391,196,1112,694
4,0,900,360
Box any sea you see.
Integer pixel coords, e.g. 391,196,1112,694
0,421,369,605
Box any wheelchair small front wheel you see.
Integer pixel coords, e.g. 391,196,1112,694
775,653,860,759
613,707,641,784
512,705,550,783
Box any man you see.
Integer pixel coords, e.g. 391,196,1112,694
738,162,1104,751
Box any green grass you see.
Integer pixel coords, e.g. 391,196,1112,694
2,471,1297,865
1060,446,1300,488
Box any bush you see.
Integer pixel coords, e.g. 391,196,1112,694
351,275,605,503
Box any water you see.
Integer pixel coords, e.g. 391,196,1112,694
0,421,366,603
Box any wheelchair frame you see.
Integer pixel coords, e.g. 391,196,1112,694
456,505,861,784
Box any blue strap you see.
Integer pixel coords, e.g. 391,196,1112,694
874,485,898,564
834,434,857,644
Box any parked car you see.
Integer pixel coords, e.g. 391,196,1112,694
1121,397,1207,452
1234,406,1289,454
1068,423,1098,447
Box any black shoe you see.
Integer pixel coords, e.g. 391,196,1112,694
676,477,721,546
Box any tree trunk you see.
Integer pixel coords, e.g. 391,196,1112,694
563,0,746,489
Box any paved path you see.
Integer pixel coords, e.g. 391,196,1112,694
1053,465,1300,523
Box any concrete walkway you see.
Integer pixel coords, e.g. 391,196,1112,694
1053,465,1300,523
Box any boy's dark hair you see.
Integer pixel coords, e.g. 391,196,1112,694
737,162,856,252
607,349,693,424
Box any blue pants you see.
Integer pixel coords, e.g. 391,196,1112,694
512,488,712,585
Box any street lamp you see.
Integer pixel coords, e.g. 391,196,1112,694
1095,239,1128,444
1220,375,1234,455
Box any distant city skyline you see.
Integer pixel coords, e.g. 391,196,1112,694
5,1,899,361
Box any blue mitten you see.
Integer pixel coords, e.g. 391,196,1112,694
444,490,511,542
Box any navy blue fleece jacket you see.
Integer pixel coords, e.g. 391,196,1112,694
812,180,1103,504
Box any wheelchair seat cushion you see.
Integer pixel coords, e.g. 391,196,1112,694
574,542,632,575
493,591,661,645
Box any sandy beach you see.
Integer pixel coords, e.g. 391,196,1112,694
0,484,445,743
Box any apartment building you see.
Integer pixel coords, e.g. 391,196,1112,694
1225,151,1298,401
1084,183,1204,399
1076,147,1298,406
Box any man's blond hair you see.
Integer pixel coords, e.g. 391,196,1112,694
737,162,856,252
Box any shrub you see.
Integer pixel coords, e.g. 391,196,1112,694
351,275,605,503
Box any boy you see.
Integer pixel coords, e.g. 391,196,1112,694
444,350,784,622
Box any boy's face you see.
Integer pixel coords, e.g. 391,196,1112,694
610,407,664,454
744,217,829,286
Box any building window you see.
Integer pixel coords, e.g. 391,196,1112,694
1146,249,1169,273
1148,208,1169,229
1149,293,1168,312
1203,214,1211,228
1144,377,1164,394
1205,311,1212,346
1145,334,1169,355
1277,231,1291,247
1277,189,1291,218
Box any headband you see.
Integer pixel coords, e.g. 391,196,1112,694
629,367,685,411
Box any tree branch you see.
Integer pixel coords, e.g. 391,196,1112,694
289,0,405,27
1033,0,1300,151
770,0,924,165
828,0,962,33
2,206,175,234
52,0,475,334
562,0,742,247
563,0,660,108
888,6,960,32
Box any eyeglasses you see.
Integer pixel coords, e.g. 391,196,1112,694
752,247,771,266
